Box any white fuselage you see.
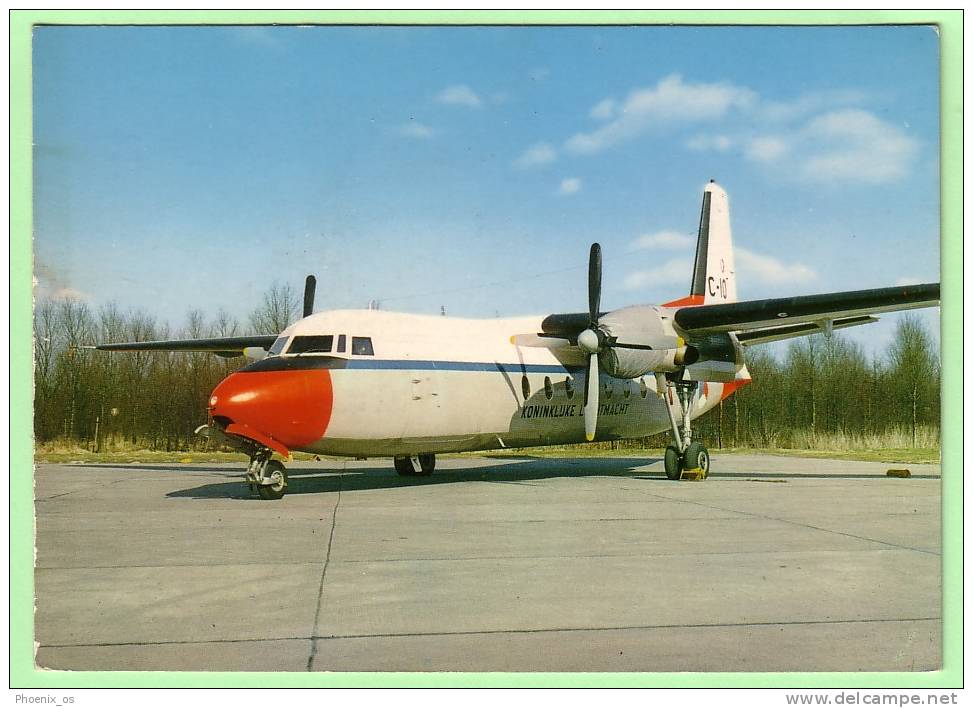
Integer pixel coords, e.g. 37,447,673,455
240,310,732,458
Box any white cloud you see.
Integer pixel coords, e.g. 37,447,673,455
746,135,788,162
558,177,582,196
682,108,919,184
800,109,918,183
760,89,869,123
590,98,616,120
625,249,815,292
435,84,482,108
686,134,733,152
735,246,817,285
565,74,756,154
631,230,695,251
514,142,557,168
623,258,694,290
397,121,435,139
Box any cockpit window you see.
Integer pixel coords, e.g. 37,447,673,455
351,336,374,356
288,335,334,354
336,334,346,353
268,337,288,356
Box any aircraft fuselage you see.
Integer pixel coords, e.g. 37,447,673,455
207,309,736,458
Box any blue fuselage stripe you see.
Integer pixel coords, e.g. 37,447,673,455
345,359,584,374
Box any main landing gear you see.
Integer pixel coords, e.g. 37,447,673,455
657,374,710,481
246,451,289,500
393,454,436,477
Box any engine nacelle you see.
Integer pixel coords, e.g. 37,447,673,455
683,332,747,382
600,345,698,379
597,305,695,378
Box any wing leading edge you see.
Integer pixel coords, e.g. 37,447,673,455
93,334,278,357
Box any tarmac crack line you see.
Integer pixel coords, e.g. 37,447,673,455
637,491,940,557
32,543,917,571
305,467,344,671
37,615,941,649
332,545,923,565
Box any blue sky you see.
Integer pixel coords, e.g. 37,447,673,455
33,25,941,355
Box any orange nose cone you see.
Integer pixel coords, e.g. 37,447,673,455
209,369,333,450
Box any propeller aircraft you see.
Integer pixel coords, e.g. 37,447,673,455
93,182,940,499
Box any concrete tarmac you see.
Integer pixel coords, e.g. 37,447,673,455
33,454,941,672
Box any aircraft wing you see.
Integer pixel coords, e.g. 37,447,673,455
733,316,878,346
93,334,278,358
672,283,939,337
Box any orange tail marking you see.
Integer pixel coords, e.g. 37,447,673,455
662,294,705,308
720,379,751,401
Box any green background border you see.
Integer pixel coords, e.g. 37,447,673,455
10,9,962,688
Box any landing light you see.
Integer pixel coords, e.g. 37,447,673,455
208,395,218,408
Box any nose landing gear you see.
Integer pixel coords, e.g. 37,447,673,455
246,452,289,500
195,424,291,500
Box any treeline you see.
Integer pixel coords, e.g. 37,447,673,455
693,316,940,450
33,290,940,452
34,284,300,451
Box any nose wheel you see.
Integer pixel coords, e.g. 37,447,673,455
246,454,289,500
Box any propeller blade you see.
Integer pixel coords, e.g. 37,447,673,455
303,275,317,318
588,243,602,326
583,353,600,441
510,333,574,349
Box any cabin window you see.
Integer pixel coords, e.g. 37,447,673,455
604,382,613,400
268,337,288,356
352,336,374,356
521,375,531,400
565,377,575,399
336,334,346,353
623,383,631,399
639,378,648,398
543,376,553,400
288,335,334,354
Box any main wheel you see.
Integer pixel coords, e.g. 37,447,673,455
257,460,288,500
664,445,682,481
683,441,710,478
416,453,435,476
394,456,418,476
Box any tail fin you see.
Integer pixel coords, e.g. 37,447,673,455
690,180,737,304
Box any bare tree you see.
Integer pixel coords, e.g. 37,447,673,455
887,315,939,447
248,282,298,334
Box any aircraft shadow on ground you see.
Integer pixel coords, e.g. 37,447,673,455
77,458,938,500
164,456,665,499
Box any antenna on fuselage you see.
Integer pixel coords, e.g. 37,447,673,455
441,305,446,316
